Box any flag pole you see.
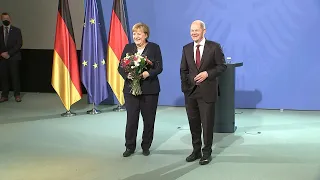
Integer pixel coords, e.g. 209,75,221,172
87,103,101,114
61,110,76,117
113,103,126,111
113,0,128,113
107,0,129,112
52,0,82,117
81,0,108,112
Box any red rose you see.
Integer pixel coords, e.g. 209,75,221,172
124,59,130,65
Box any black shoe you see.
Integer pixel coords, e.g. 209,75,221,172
123,149,134,157
199,155,212,165
15,96,21,102
142,149,150,156
186,152,202,162
0,97,8,103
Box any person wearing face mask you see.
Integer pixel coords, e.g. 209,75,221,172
118,22,163,157
0,12,23,103
180,20,227,165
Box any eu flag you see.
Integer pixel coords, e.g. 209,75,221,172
80,0,108,105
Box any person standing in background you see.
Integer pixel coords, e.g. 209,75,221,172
0,12,23,103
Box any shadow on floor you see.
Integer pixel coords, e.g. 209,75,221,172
121,160,199,180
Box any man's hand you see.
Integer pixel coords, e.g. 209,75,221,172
141,71,150,79
1,52,10,59
194,71,208,85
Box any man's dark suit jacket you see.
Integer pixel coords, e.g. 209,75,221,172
180,40,227,103
118,42,163,95
0,25,22,61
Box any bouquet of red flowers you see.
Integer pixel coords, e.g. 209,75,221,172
120,53,153,96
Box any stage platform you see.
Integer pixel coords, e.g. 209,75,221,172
1,92,320,180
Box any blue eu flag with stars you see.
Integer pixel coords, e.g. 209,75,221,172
80,0,108,105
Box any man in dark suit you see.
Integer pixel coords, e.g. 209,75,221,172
180,20,227,165
0,12,23,103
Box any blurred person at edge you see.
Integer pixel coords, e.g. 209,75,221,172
0,12,23,103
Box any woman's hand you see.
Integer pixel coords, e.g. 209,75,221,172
127,73,133,80
141,71,150,79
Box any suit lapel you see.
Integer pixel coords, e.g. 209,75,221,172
6,27,12,44
187,43,198,71
132,42,149,56
0,26,12,46
132,44,137,54
0,26,3,44
141,43,149,56
199,40,210,69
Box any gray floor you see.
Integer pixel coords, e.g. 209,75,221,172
0,93,320,180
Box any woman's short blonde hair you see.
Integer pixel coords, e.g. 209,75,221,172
132,22,150,39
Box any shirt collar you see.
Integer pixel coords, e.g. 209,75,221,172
194,37,206,47
4,25,10,29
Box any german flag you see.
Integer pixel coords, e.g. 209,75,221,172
51,0,82,111
107,0,129,105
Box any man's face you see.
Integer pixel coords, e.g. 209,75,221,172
190,22,205,43
1,15,11,26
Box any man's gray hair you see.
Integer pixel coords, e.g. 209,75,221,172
193,20,206,29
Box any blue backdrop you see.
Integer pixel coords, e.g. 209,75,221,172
95,0,320,110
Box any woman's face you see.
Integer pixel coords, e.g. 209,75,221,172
133,28,147,46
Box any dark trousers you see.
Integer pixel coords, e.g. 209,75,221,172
124,93,159,151
185,87,215,156
0,59,20,97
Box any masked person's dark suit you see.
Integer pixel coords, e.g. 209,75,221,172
0,22,23,102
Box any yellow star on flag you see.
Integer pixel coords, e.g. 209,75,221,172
93,63,98,69
90,18,95,24
82,60,88,66
101,59,106,65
